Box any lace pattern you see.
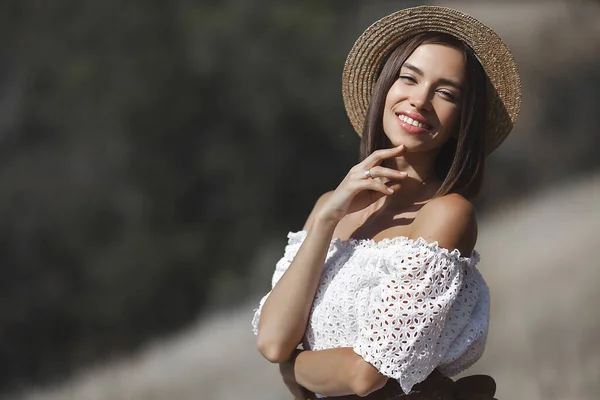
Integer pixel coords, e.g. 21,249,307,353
252,231,489,395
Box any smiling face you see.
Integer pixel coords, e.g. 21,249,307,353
382,43,467,154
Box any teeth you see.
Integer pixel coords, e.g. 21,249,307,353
398,114,427,129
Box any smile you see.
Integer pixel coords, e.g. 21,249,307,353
397,114,431,130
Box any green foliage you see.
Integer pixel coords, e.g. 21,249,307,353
0,0,377,390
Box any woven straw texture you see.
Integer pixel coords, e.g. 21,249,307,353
342,6,522,155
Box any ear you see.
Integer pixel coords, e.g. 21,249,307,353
454,374,497,399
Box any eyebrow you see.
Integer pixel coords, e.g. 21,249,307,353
402,63,463,91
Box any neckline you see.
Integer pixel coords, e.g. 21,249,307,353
288,230,480,265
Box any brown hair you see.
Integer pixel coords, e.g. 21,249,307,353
359,32,487,199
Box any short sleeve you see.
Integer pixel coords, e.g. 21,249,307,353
438,267,490,376
251,231,307,335
352,238,472,394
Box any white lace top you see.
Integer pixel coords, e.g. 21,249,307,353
252,231,490,395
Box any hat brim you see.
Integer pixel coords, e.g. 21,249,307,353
342,6,521,155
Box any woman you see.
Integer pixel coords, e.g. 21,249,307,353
252,6,521,400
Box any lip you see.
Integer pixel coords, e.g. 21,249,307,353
395,111,433,134
399,111,429,125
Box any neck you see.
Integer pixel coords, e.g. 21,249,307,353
381,148,441,210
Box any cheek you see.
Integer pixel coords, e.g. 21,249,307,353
385,81,404,103
384,88,396,108
441,104,461,132
383,92,397,121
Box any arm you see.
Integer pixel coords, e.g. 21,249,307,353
409,193,477,255
279,351,316,400
281,348,388,398
256,146,408,363
257,198,337,363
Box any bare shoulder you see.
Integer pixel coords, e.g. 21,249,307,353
302,191,335,231
410,193,478,255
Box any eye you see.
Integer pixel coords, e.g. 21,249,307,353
438,90,457,101
399,75,416,83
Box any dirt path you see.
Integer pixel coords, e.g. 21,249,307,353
14,173,600,400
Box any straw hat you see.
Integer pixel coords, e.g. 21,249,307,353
342,6,522,155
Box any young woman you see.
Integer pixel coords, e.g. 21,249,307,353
252,6,521,399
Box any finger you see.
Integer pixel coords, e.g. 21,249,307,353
354,179,396,195
362,145,406,167
384,179,404,192
367,166,408,181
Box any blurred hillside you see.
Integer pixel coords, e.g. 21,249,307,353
0,0,599,395
14,172,600,400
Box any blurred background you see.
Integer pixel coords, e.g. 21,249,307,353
0,0,599,399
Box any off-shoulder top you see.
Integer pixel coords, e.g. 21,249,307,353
252,231,490,395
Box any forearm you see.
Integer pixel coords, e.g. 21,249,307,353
293,348,388,397
258,218,337,360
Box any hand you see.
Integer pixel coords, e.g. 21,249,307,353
316,145,408,224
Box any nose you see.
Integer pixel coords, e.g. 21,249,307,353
409,86,432,111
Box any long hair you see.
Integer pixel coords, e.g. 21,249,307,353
359,32,487,199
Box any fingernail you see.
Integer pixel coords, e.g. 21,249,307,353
387,188,394,193
399,172,408,177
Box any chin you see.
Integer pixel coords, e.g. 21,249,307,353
387,130,449,153
386,135,420,151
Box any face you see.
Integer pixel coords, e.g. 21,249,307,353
382,43,466,153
